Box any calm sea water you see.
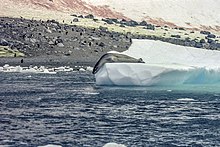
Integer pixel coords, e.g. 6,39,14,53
0,72,220,147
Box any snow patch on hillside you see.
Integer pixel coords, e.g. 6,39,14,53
84,0,220,29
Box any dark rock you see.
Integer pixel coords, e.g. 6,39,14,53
80,41,86,46
207,38,215,44
207,34,216,38
209,43,218,50
55,38,63,45
179,27,185,30
78,15,84,18
184,41,191,46
200,31,211,35
109,18,119,23
102,18,114,24
190,40,196,47
200,39,206,43
143,24,155,30
93,19,98,22
73,18,79,22
101,18,111,24
71,14,78,17
118,19,125,24
139,21,148,26
171,35,181,38
127,20,139,27
85,14,94,19
195,42,203,48
120,20,139,27
48,19,57,23
99,42,105,47
0,39,9,46
202,42,210,48
119,24,125,27
99,26,108,31
216,43,220,48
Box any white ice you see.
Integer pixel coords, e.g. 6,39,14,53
0,65,92,74
38,145,62,147
95,39,220,86
103,142,127,147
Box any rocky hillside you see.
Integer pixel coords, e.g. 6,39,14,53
0,17,131,62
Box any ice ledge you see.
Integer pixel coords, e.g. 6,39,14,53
95,63,220,86
94,39,220,86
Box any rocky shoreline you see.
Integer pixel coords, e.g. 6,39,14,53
0,17,131,66
0,56,95,67
0,16,220,67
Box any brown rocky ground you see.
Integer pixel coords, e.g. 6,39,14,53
1,15,220,67
0,17,131,66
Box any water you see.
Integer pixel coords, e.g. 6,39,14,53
0,72,220,146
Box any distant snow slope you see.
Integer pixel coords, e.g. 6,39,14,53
84,0,220,30
1,0,219,31
0,0,128,20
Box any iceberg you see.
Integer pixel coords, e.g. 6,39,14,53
94,39,220,86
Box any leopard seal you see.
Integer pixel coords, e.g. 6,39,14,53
92,52,144,74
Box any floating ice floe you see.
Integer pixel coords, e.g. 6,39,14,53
103,143,127,147
86,66,93,72
38,144,62,147
0,64,92,74
79,67,86,72
94,39,220,86
177,98,196,101
54,66,73,72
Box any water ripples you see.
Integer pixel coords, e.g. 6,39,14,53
0,72,220,146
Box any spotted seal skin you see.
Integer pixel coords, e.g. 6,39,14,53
92,53,145,74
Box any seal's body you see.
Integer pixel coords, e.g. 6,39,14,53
93,53,144,74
